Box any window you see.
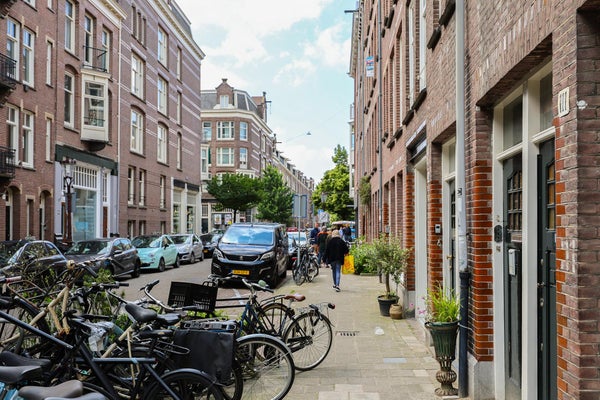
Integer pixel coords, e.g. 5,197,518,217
7,19,19,80
239,122,248,141
127,220,135,238
540,74,553,131
219,95,229,108
176,92,182,124
127,167,135,205
45,117,52,162
138,169,146,206
130,109,144,153
24,0,35,6
157,77,167,115
203,122,212,141
159,175,166,208
46,40,53,85
176,47,182,80
7,106,19,164
201,147,209,176
158,27,168,66
22,111,34,167
408,3,415,104
131,54,144,98
101,29,110,72
132,6,146,44
239,147,248,169
157,124,167,163
419,0,427,90
176,132,182,169
217,148,234,166
138,221,146,235
503,96,523,150
217,121,234,140
83,81,105,127
65,0,75,52
83,15,94,65
22,29,34,86
64,73,74,126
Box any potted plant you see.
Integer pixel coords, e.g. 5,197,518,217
424,284,460,397
366,234,411,316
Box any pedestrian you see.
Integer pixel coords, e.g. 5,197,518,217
309,223,320,254
316,226,329,267
342,225,352,242
323,229,349,292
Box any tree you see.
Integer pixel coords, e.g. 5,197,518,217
256,165,294,224
206,173,263,222
311,145,354,221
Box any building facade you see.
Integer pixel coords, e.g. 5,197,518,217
350,1,600,399
0,0,203,245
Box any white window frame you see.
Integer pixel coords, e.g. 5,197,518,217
131,54,144,99
130,109,144,154
157,77,167,115
203,122,212,141
157,124,168,163
83,15,94,65
419,0,427,90
217,121,234,140
176,47,182,80
160,175,166,208
24,0,36,6
65,0,75,52
7,106,19,164
239,147,248,169
46,40,53,85
64,73,74,127
7,19,19,81
176,92,182,124
22,111,34,168
157,27,168,66
216,148,235,166
201,147,209,176
176,132,182,169
83,80,106,128
101,28,110,72
45,117,52,162
219,95,229,108
22,29,34,86
138,169,146,206
239,122,248,141
127,167,135,205
408,3,415,104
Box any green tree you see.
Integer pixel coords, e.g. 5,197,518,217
256,165,294,224
206,173,263,222
312,145,354,221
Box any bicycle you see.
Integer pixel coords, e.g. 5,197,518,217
291,245,319,285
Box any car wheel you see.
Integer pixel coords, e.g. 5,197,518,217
173,255,180,268
158,258,166,272
268,268,279,289
132,261,141,278
199,252,204,262
190,252,195,264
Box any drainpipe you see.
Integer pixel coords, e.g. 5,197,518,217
455,0,469,397
377,0,383,234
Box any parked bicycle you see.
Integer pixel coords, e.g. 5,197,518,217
291,244,319,285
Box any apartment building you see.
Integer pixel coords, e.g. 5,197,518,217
0,0,203,245
349,1,600,399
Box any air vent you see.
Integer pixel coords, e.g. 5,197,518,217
336,331,359,337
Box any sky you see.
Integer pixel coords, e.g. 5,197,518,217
175,0,355,184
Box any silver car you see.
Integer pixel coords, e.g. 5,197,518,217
168,234,204,264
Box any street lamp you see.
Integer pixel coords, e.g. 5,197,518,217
61,156,76,247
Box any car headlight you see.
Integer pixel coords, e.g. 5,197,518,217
214,249,224,259
181,245,191,252
260,251,275,261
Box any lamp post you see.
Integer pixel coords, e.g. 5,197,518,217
61,156,76,247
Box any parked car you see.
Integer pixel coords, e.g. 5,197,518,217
0,240,68,288
131,235,179,272
200,233,222,258
211,223,289,288
287,231,308,269
64,238,141,278
168,234,204,264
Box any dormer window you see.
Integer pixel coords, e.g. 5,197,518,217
219,95,229,108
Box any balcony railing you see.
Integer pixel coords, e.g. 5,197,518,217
0,146,16,179
0,53,17,89
82,46,108,73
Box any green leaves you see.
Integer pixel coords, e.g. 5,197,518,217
425,285,460,323
255,166,294,224
312,145,354,221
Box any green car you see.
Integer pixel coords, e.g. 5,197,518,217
132,234,180,272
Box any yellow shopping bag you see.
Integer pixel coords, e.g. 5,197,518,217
342,255,355,274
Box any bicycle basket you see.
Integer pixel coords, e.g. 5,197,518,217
173,328,234,382
167,281,217,312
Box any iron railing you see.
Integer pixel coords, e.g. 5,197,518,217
0,146,16,179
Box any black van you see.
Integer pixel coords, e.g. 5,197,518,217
210,222,289,288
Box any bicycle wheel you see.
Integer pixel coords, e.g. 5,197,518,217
234,334,295,400
283,311,333,371
0,298,53,357
292,263,305,286
259,302,294,337
144,368,223,400
219,360,243,400
306,259,319,282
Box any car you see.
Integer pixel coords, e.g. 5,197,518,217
0,240,68,288
287,231,308,268
200,233,222,258
131,234,180,272
64,238,141,278
168,233,204,264
211,222,289,288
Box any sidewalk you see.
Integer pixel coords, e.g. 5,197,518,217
276,270,442,400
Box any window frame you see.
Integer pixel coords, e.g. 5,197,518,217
22,28,35,87
239,121,248,141
7,19,20,81
217,121,234,140
239,147,248,169
83,80,106,128
127,166,135,205
216,147,235,167
130,109,144,154
65,0,75,52
157,76,168,115
64,72,75,127
157,26,168,66
157,124,168,164
131,53,144,99
7,106,19,165
22,111,34,168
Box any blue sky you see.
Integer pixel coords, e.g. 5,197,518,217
175,0,355,183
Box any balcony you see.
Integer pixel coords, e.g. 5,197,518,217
82,46,108,73
0,53,17,89
0,0,17,19
0,146,16,179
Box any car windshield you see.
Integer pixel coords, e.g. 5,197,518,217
66,241,110,256
170,235,190,245
221,227,274,246
0,241,27,263
132,236,160,248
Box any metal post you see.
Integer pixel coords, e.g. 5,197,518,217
61,157,76,248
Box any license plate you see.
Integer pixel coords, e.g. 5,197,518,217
233,269,250,276
203,249,208,253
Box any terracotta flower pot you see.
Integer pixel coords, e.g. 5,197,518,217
389,303,403,320
377,295,398,316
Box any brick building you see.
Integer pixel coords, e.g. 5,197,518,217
0,0,203,244
350,1,600,399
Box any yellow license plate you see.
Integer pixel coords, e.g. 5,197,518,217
233,269,250,276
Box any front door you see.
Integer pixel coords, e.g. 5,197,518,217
538,139,557,400
448,179,456,291
504,155,522,400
